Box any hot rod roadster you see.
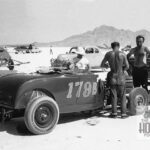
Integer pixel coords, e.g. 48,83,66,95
0,67,148,135
0,69,105,134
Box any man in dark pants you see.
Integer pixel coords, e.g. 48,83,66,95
101,42,129,118
127,35,150,91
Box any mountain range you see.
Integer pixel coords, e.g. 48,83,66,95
11,25,150,48
43,25,150,47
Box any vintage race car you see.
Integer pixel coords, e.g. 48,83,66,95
0,70,104,134
0,68,148,135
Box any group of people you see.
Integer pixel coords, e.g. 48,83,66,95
59,35,149,119
101,35,150,118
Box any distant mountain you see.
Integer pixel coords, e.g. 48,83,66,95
10,25,150,48
46,25,150,47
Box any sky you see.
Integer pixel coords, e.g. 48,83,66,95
0,0,150,44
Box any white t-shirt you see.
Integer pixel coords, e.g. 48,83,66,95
75,57,89,70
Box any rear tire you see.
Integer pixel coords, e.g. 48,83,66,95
24,96,59,135
129,87,148,115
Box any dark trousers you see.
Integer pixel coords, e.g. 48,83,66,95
132,66,148,91
110,85,126,115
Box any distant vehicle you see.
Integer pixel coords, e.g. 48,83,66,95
14,45,41,54
84,46,100,54
14,46,29,54
30,47,41,53
69,46,100,54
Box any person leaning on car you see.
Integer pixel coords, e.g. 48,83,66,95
69,47,90,73
127,35,150,91
101,42,129,118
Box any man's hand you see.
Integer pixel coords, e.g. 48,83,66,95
101,67,106,72
69,63,75,70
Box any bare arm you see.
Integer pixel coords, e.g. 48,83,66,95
145,47,150,55
123,54,129,71
101,53,109,68
127,48,135,64
127,48,134,59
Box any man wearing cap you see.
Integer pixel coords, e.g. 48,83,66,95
69,47,90,73
101,42,129,118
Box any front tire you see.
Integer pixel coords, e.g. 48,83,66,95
129,87,148,115
24,96,59,135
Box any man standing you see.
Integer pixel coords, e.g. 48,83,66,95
101,42,129,118
127,35,150,91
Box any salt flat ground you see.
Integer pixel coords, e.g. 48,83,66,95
0,112,150,150
0,47,150,150
7,47,71,72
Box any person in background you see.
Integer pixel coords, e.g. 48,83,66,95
101,42,129,118
28,44,33,53
70,47,90,73
50,46,53,55
29,44,33,50
127,35,150,91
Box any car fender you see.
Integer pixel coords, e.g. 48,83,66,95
14,79,56,109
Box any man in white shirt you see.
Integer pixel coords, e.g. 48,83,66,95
70,47,90,73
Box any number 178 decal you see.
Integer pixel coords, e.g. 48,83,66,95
67,81,97,98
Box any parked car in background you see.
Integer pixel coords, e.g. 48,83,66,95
14,46,29,54
84,46,100,54
14,45,41,54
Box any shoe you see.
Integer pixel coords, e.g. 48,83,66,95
121,114,128,119
109,114,117,118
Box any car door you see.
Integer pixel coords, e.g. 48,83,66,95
76,74,98,104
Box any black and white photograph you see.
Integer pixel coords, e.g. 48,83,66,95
0,0,150,150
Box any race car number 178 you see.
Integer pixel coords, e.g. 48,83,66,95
67,81,97,98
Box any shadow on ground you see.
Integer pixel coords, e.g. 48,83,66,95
0,107,113,136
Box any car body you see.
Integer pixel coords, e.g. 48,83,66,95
0,71,104,134
0,72,104,112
